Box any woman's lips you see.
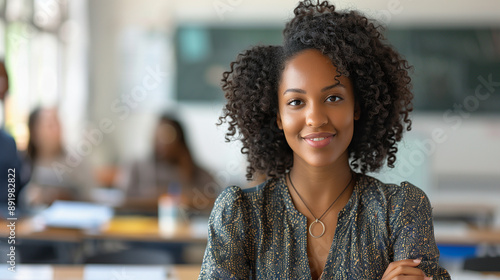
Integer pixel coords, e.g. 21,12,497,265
302,133,335,148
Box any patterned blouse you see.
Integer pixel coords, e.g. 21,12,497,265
199,173,451,279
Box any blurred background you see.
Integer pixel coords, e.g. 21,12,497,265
0,0,499,278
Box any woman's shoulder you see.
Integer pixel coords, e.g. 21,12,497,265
214,176,283,211
355,174,433,232
357,173,430,208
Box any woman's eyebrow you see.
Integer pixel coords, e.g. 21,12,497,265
283,88,306,95
321,82,345,92
283,83,345,95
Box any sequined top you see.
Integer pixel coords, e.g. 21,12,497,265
199,174,451,279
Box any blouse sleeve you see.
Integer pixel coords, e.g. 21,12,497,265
389,182,451,280
198,186,252,280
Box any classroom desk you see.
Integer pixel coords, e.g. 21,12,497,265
53,265,201,280
0,218,83,242
0,217,207,243
435,226,500,245
0,217,208,264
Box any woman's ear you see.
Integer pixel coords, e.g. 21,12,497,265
354,101,361,120
276,112,283,130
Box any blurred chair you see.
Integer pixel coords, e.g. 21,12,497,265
463,256,500,272
84,248,173,265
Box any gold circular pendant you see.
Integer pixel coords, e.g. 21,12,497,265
309,219,326,238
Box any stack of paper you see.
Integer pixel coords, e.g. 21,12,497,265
37,200,114,230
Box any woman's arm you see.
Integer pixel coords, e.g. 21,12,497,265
198,186,252,280
382,259,431,280
388,183,451,280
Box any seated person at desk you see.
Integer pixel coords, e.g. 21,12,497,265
20,107,94,209
115,115,217,213
0,60,28,217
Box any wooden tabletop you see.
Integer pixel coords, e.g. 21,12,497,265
0,218,83,242
0,217,207,244
85,216,207,243
435,226,500,245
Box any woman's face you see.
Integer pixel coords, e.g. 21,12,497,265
277,49,359,168
154,121,182,161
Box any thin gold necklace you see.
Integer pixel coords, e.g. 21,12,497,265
288,172,354,238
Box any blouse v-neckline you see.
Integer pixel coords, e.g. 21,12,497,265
277,174,361,279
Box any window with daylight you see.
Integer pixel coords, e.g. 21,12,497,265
0,0,88,150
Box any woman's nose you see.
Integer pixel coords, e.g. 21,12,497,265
305,103,328,128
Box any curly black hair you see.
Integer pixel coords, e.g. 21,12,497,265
218,0,413,180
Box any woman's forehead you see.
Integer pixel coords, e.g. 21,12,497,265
279,49,352,90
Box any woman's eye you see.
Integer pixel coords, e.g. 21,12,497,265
287,99,303,106
326,96,342,102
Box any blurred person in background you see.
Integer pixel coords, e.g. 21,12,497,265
0,60,27,218
19,107,95,209
115,114,217,214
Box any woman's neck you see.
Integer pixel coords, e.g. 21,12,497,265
288,155,354,207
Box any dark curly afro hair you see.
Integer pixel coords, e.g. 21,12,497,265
218,0,413,180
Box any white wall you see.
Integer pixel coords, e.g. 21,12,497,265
172,0,500,26
87,0,500,189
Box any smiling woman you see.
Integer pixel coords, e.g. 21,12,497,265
199,1,451,279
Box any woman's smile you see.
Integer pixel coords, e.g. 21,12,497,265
302,132,335,148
